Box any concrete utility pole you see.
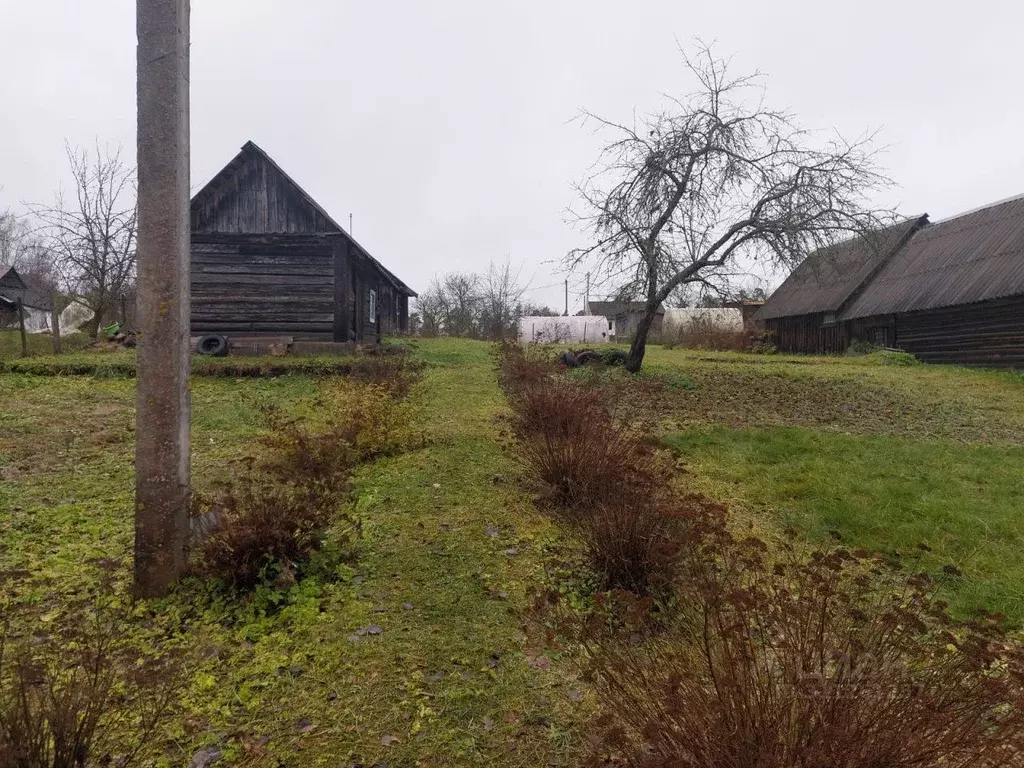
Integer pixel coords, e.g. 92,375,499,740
564,279,568,316
134,0,191,598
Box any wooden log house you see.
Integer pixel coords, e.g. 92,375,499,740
190,141,415,342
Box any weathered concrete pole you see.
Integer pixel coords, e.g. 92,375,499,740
134,0,191,597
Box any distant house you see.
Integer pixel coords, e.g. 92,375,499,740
0,266,92,335
759,195,1024,366
582,301,664,339
190,141,416,342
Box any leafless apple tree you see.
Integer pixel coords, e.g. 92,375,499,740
27,142,137,337
567,43,896,371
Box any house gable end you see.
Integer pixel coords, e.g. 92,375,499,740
190,142,342,235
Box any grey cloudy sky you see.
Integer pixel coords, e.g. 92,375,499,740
2,0,1022,311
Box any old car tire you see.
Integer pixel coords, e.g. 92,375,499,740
196,334,229,357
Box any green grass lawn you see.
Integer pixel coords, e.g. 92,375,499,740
3,335,1023,763
667,427,1024,621
0,339,584,766
0,328,90,359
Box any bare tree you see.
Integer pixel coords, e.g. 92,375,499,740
440,272,480,337
0,205,61,301
414,281,446,337
478,260,528,340
414,262,542,340
567,43,895,371
28,142,137,337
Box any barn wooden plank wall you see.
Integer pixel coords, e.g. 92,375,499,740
191,234,336,339
896,296,1024,367
764,313,850,354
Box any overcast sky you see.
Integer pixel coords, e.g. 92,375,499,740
2,0,1022,311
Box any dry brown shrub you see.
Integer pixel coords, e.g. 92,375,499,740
571,501,1024,768
193,477,349,591
0,585,178,768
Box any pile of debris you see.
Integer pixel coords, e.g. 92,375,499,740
89,322,137,350
558,348,628,368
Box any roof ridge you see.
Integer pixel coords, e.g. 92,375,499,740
927,192,1024,226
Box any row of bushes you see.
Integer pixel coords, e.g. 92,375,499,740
0,352,426,385
0,352,424,766
657,318,776,353
495,340,1024,767
193,362,423,591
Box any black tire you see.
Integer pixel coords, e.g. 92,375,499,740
602,349,628,366
196,334,229,357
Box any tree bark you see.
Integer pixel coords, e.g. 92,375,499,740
625,304,659,372
17,298,27,358
87,305,103,339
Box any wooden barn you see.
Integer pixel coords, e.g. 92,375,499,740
190,141,415,343
757,217,926,354
759,195,1024,366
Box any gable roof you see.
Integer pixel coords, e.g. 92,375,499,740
586,301,665,317
0,266,53,311
191,141,416,297
841,195,1024,320
759,216,927,321
0,266,27,291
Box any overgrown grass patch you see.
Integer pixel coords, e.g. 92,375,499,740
0,339,584,765
668,426,1024,622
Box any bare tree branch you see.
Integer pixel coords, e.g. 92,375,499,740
566,42,896,370
25,141,137,337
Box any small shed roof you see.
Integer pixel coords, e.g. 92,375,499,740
758,217,927,321
841,195,1024,320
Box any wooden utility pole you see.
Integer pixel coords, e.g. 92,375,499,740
134,0,191,597
564,279,568,316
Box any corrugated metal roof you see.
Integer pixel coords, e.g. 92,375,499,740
758,217,926,320
841,197,1024,320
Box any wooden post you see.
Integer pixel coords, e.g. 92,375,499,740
16,298,27,358
50,295,61,355
134,0,191,598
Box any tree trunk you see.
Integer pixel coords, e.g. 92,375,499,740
625,306,659,372
51,295,62,354
87,302,103,339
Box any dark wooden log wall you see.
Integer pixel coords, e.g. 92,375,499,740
191,234,336,339
764,313,850,354
894,296,1024,367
